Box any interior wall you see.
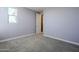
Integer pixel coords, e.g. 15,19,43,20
0,7,36,40
43,7,79,43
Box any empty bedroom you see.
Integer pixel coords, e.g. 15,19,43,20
0,7,79,52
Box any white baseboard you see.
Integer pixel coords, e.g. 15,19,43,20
0,33,35,42
43,34,79,46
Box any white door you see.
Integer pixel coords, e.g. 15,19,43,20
36,13,41,34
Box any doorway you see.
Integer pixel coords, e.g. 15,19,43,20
36,13,43,34
41,15,43,32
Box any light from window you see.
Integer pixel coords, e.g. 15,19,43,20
9,16,16,23
8,8,17,16
8,8,17,23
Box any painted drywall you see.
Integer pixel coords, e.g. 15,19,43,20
43,7,79,43
0,7,36,40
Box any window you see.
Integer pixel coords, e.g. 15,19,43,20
8,8,17,23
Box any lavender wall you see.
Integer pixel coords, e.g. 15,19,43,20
0,7,36,40
44,7,79,43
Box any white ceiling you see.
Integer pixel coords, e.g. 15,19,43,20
27,7,45,12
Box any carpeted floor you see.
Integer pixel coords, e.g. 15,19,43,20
0,34,79,52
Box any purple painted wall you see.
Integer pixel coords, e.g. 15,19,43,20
0,7,36,40
44,7,79,43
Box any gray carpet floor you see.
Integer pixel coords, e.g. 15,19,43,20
0,34,79,52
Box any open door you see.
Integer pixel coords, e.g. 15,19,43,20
36,13,41,34
36,13,43,34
